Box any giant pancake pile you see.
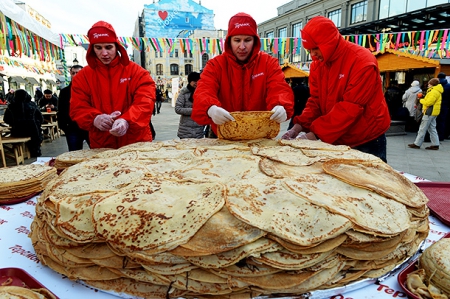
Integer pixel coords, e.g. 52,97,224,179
30,138,430,298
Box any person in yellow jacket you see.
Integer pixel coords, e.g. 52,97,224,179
408,78,443,150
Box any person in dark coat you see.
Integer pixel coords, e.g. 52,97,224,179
3,89,44,157
153,88,163,115
57,65,90,151
38,89,58,111
384,80,403,120
34,87,43,102
436,72,450,141
5,89,14,104
288,78,310,130
175,72,204,139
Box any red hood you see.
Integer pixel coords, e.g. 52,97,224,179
224,12,261,65
86,21,129,68
301,16,343,64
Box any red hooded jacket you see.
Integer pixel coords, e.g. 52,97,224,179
70,21,155,149
191,13,294,134
295,16,390,147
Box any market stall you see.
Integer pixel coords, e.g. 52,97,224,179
374,49,441,90
281,62,309,80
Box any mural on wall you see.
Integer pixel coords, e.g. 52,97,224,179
143,0,214,38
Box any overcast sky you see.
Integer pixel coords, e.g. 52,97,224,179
27,0,290,37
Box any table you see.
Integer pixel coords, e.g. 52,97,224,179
0,159,449,299
41,111,60,141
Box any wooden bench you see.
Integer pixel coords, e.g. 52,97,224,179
1,137,31,166
42,123,57,141
386,120,407,136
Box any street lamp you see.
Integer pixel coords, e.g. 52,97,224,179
73,57,79,65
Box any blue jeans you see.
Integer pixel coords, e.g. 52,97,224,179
353,134,387,163
65,130,90,151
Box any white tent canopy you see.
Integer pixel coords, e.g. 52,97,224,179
0,0,60,47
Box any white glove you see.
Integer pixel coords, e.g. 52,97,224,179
281,123,302,140
296,132,317,140
110,111,122,119
94,114,114,131
270,105,287,123
207,105,235,125
109,118,129,137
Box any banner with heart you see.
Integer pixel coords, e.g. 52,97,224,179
158,11,168,21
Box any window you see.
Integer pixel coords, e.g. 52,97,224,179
185,64,193,75
291,22,302,63
351,1,368,24
407,0,426,12
379,0,445,19
170,64,179,75
278,28,287,63
292,22,302,38
175,49,179,58
184,51,193,58
156,64,163,76
202,53,209,69
328,9,341,28
265,32,274,55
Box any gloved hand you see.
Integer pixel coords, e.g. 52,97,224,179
270,105,287,123
281,123,302,140
296,132,317,140
207,105,235,125
109,118,129,137
110,111,122,119
94,114,115,131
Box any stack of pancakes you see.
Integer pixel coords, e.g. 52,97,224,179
0,286,56,299
217,111,280,140
0,164,57,202
406,238,450,298
30,138,430,298
53,148,113,170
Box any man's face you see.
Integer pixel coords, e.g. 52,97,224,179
309,47,324,62
70,67,81,78
230,35,254,62
93,43,117,65
44,93,52,99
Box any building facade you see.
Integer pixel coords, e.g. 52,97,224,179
258,0,450,65
132,0,219,90
0,0,61,98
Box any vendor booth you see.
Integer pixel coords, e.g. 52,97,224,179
281,62,309,80
374,49,441,90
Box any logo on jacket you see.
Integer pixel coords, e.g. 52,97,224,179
93,33,110,39
339,74,345,79
252,73,264,80
120,78,131,83
235,23,250,29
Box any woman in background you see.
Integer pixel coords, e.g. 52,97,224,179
175,72,204,139
4,89,43,157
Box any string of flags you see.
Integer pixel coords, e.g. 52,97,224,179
2,11,450,69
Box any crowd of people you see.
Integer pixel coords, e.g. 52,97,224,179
1,14,448,166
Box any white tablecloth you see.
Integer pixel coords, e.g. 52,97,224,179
0,158,448,299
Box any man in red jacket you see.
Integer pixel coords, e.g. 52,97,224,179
282,16,390,162
191,13,294,135
70,21,155,149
